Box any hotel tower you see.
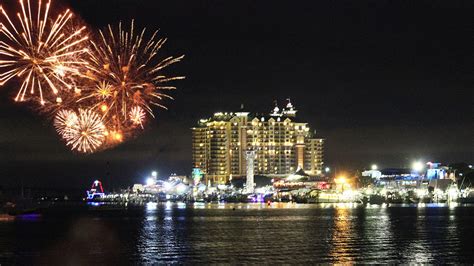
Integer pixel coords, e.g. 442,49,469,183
192,100,324,184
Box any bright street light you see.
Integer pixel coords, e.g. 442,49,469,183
412,161,424,172
371,164,378,170
151,171,157,177
335,176,349,193
335,176,346,184
325,167,330,173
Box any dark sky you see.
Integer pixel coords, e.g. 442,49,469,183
0,0,473,189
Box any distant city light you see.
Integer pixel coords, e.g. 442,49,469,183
217,184,227,190
371,164,378,170
146,177,155,186
176,183,187,194
325,167,330,173
412,161,424,172
163,182,172,191
152,171,157,177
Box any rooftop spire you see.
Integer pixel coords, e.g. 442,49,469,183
286,98,293,109
270,100,281,116
282,98,297,117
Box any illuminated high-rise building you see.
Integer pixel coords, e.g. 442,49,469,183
191,100,324,184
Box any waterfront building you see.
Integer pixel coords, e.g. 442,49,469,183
362,169,382,179
192,100,324,184
426,162,448,180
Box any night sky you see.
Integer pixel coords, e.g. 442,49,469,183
0,0,473,189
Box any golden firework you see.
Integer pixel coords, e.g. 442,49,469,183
129,105,145,128
0,2,183,153
0,0,88,105
55,108,106,153
80,20,184,131
95,81,112,99
53,108,78,137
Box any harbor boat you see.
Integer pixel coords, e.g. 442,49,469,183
86,180,105,201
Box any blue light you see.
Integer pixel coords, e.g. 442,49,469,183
87,202,103,206
16,213,41,221
86,191,105,200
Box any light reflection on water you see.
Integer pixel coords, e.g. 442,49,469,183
140,203,179,263
329,207,354,264
1,203,473,264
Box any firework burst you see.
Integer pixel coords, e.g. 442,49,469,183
55,108,106,153
129,105,145,128
0,0,88,105
80,20,184,132
0,2,183,153
53,108,77,137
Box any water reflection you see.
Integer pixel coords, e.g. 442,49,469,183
360,207,394,262
375,209,393,248
2,203,472,264
404,208,435,263
329,206,354,264
193,202,206,209
146,202,157,211
138,202,187,263
386,205,463,263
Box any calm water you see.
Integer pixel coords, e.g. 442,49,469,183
1,202,474,264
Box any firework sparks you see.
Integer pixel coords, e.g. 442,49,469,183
129,105,145,128
55,108,106,153
95,81,112,99
80,20,184,131
53,108,77,138
0,3,183,153
0,0,88,105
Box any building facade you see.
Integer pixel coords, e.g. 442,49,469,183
192,100,324,184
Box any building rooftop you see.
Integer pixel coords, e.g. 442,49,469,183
195,99,310,125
